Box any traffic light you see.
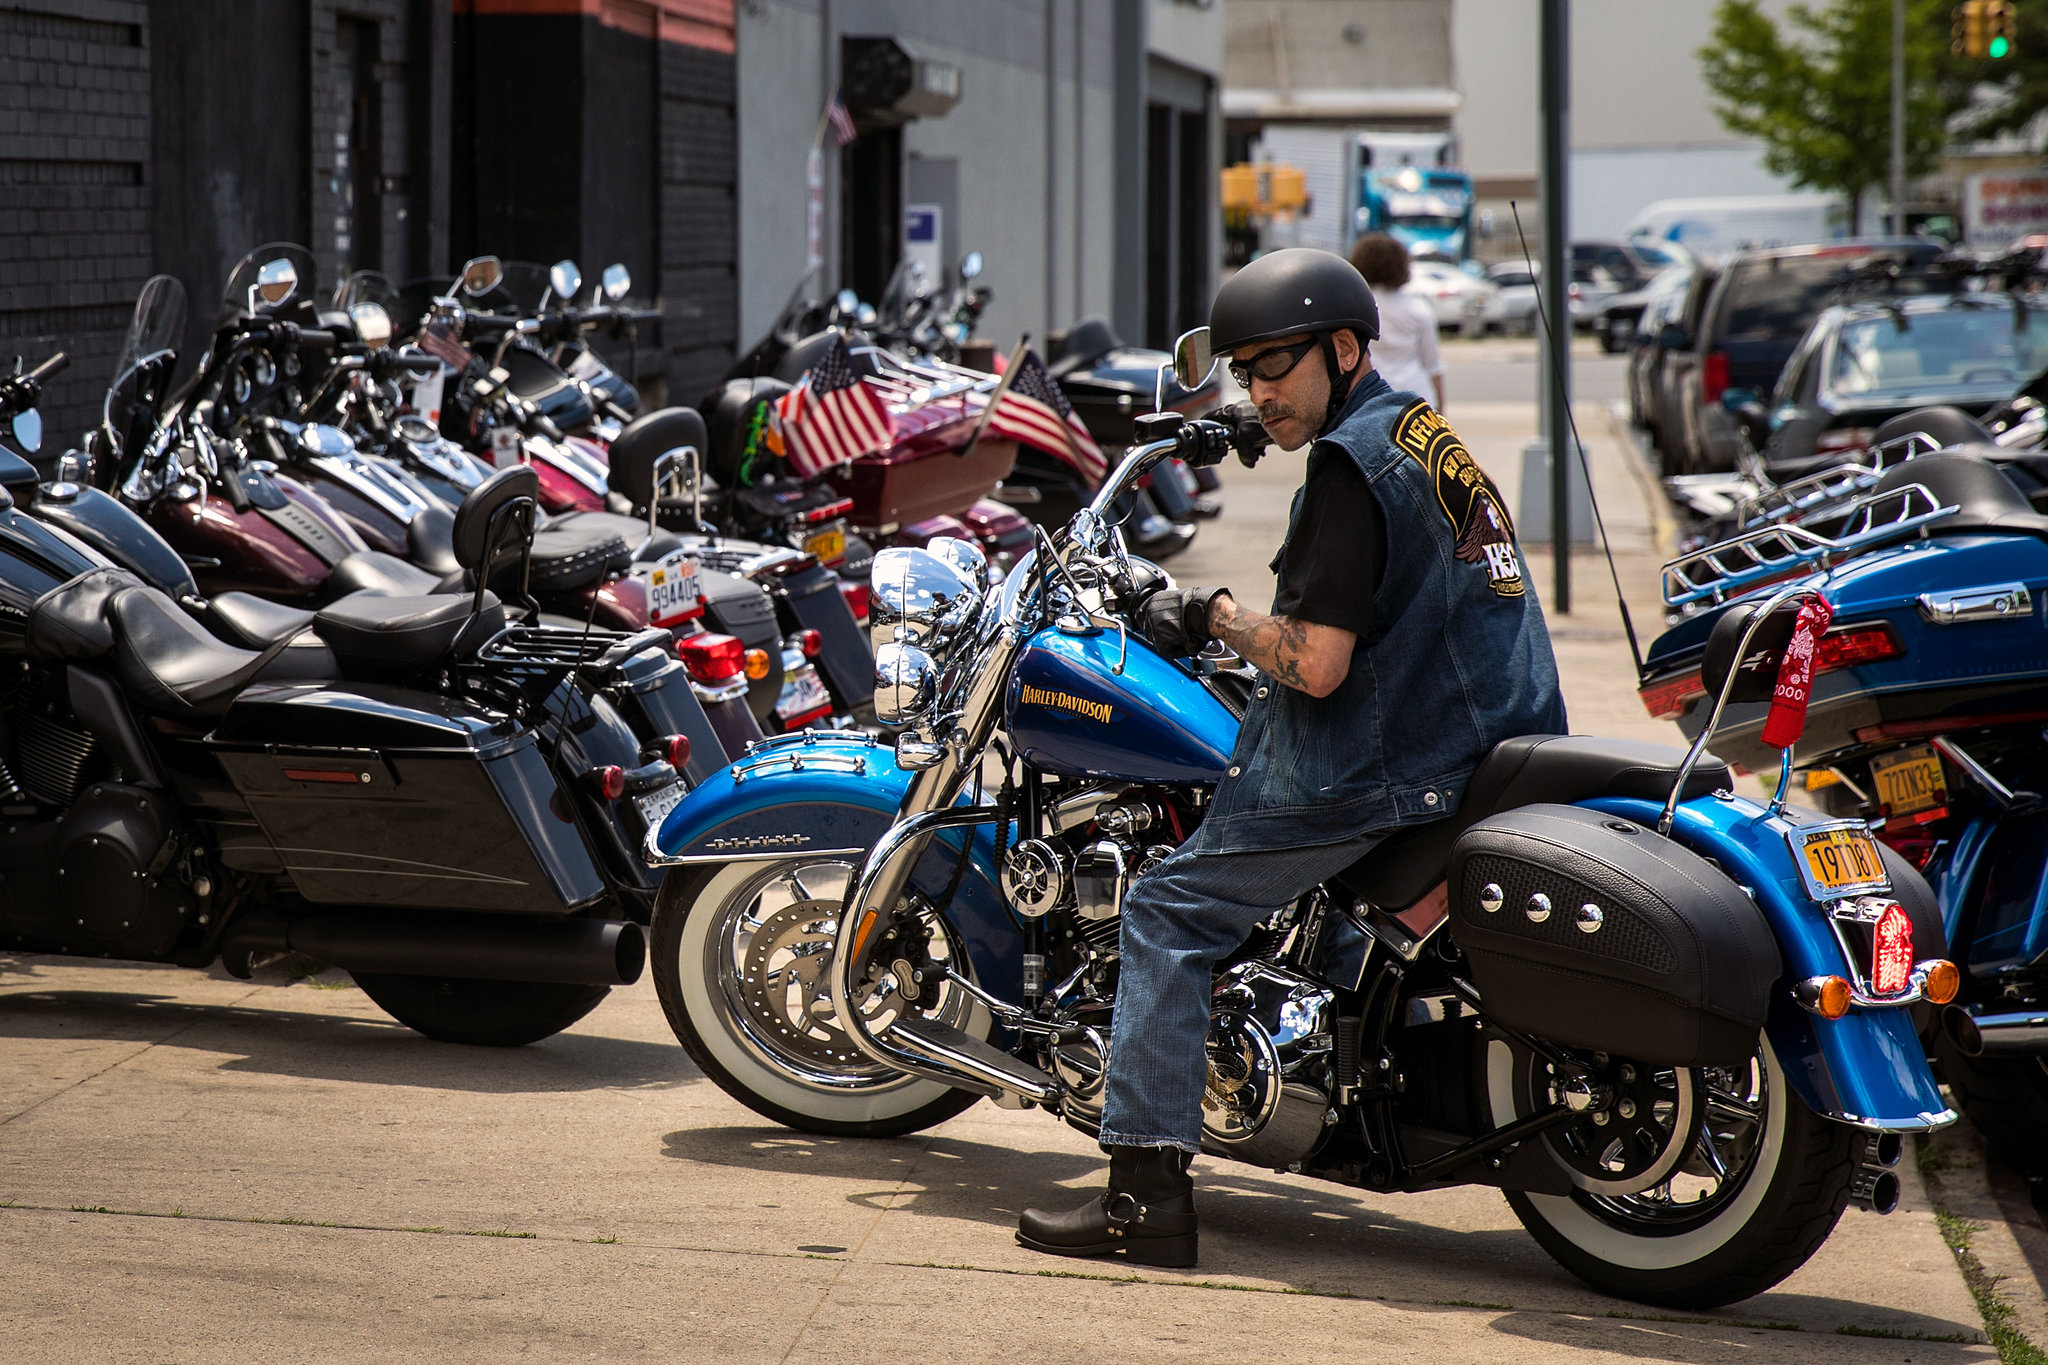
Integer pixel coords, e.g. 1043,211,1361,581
1954,0,1989,57
1987,0,2018,58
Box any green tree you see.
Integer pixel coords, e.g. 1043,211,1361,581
1700,0,1967,233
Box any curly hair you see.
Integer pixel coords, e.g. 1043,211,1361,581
1349,233,1412,290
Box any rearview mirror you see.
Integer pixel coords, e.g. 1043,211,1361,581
349,301,392,349
835,288,859,317
548,259,583,305
958,250,983,281
855,303,877,328
459,256,503,298
11,409,41,455
253,258,298,309
1172,326,1217,393
601,263,631,300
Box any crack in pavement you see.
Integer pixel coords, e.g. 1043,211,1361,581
0,982,269,1128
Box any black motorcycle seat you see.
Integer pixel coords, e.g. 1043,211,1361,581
528,517,632,592
1868,450,2048,537
325,549,451,599
1048,316,1122,377
1333,735,1732,910
205,592,318,650
408,504,463,578
313,592,503,670
549,509,683,562
109,586,329,717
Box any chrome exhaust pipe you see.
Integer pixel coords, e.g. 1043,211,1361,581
1848,1165,1901,1215
1946,1005,2048,1057
1861,1132,1903,1169
222,911,646,987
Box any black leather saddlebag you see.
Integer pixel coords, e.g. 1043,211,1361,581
1449,804,1782,1067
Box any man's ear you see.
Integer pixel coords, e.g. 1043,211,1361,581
1334,328,1364,374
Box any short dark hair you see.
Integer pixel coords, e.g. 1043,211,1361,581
1349,233,1411,290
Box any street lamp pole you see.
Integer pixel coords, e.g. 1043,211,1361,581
1541,0,1570,613
1891,0,1905,233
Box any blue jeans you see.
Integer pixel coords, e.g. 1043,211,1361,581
1097,823,1384,1153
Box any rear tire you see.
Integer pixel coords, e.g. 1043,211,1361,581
1933,1031,2048,1177
351,973,610,1046
1498,1033,1858,1308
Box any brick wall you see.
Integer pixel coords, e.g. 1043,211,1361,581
0,0,151,456
659,38,737,408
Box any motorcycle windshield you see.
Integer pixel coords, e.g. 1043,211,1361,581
876,259,931,329
111,274,189,387
490,261,554,315
218,242,318,324
333,269,396,311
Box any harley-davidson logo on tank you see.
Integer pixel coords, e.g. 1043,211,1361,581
1020,685,1115,723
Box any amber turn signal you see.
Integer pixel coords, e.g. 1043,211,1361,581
1923,959,1960,1006
1794,975,1854,1019
744,648,772,680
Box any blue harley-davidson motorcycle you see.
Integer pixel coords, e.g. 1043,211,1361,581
645,351,1956,1307
1643,427,2048,1182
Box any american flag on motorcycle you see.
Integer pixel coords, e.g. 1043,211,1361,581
416,320,474,372
982,348,1107,484
772,334,894,477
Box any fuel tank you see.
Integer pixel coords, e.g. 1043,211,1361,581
29,482,198,598
1004,625,1235,783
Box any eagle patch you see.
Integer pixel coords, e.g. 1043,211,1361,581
1391,401,1525,598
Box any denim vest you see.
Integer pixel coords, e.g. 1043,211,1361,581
1200,373,1567,853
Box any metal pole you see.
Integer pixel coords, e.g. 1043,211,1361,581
1890,0,1906,234
1541,0,1571,613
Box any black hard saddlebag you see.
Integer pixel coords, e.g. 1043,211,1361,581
1449,804,1781,1067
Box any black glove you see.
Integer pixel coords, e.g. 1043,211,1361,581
1142,586,1232,658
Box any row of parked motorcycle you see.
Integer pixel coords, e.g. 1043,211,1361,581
1633,245,2048,1191
0,240,1220,1047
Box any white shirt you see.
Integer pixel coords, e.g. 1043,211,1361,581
1368,287,1444,400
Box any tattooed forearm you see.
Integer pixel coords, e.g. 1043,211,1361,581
1210,596,1355,698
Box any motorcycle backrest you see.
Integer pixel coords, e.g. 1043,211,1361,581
452,463,539,582
708,377,791,487
1867,449,2036,527
610,406,708,513
1869,405,1989,454
1701,598,1801,705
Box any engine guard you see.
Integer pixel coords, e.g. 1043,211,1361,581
1583,796,1955,1133
647,731,1021,999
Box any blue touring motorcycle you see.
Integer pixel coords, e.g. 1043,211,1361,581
646,366,1955,1306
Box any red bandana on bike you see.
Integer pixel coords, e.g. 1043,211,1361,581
1760,596,1833,749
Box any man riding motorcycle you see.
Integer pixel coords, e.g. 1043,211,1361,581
1017,248,1569,1267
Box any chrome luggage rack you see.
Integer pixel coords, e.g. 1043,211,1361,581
1731,431,1944,532
470,623,672,681
1662,482,1956,612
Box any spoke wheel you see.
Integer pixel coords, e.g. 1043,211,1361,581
652,858,989,1137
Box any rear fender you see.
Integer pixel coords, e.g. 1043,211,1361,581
1583,794,1954,1132
651,733,1020,998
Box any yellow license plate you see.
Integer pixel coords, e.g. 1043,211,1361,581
1869,746,1947,816
804,526,846,564
1794,824,1891,897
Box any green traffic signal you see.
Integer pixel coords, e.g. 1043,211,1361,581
1991,33,2013,56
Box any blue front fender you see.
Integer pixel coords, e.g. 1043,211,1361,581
1586,795,1952,1131
653,735,1022,1000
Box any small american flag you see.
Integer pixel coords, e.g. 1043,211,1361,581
416,319,474,372
826,93,857,148
981,348,1107,483
773,334,894,477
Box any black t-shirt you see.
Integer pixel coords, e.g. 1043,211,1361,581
1270,450,1385,637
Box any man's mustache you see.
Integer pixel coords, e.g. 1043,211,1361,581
1257,402,1300,425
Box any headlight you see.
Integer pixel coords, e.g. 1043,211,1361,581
873,640,937,724
870,545,983,651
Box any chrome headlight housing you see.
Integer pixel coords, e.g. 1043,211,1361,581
873,640,938,725
870,545,983,652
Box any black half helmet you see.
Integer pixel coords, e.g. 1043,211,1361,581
1208,248,1380,351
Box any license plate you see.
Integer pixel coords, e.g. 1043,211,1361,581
634,779,684,830
804,526,846,565
1790,822,1891,900
640,551,702,627
1869,746,1947,817
774,664,834,724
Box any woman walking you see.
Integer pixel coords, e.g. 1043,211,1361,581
1348,233,1446,412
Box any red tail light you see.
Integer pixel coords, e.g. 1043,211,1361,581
1872,903,1915,995
677,632,745,682
1639,670,1705,721
1701,350,1730,405
795,628,824,659
663,734,691,770
839,580,870,622
1816,622,1904,673
803,498,855,524
588,765,626,801
1814,427,1875,456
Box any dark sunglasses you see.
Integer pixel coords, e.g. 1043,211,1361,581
1227,337,1319,388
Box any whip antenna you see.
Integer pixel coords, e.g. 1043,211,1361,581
1509,201,1646,680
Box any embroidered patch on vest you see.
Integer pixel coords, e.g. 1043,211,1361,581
1391,401,1526,598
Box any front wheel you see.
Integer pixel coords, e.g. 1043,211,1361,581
351,973,610,1046
651,857,989,1137
1494,1032,1859,1308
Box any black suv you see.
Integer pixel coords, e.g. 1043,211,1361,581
1664,240,1946,474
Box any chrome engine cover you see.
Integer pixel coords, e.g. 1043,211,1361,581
1200,962,1339,1170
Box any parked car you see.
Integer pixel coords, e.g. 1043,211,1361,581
1637,265,1718,465
1481,262,1540,333
1568,261,1624,330
1732,291,2048,478
1403,259,1497,335
1573,237,1692,292
1596,264,1693,354
1663,240,1948,474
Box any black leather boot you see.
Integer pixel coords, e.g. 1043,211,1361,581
1016,1145,1197,1267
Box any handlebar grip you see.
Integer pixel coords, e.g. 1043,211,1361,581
295,327,337,355
26,351,69,384
391,353,443,374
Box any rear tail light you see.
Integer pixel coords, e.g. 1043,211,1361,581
1814,427,1875,456
1816,622,1904,673
1638,669,1705,721
587,765,626,801
1701,350,1730,404
744,648,772,681
781,699,836,728
803,498,855,524
839,580,870,622
1872,903,1915,996
662,734,691,770
676,632,745,682
795,628,823,659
